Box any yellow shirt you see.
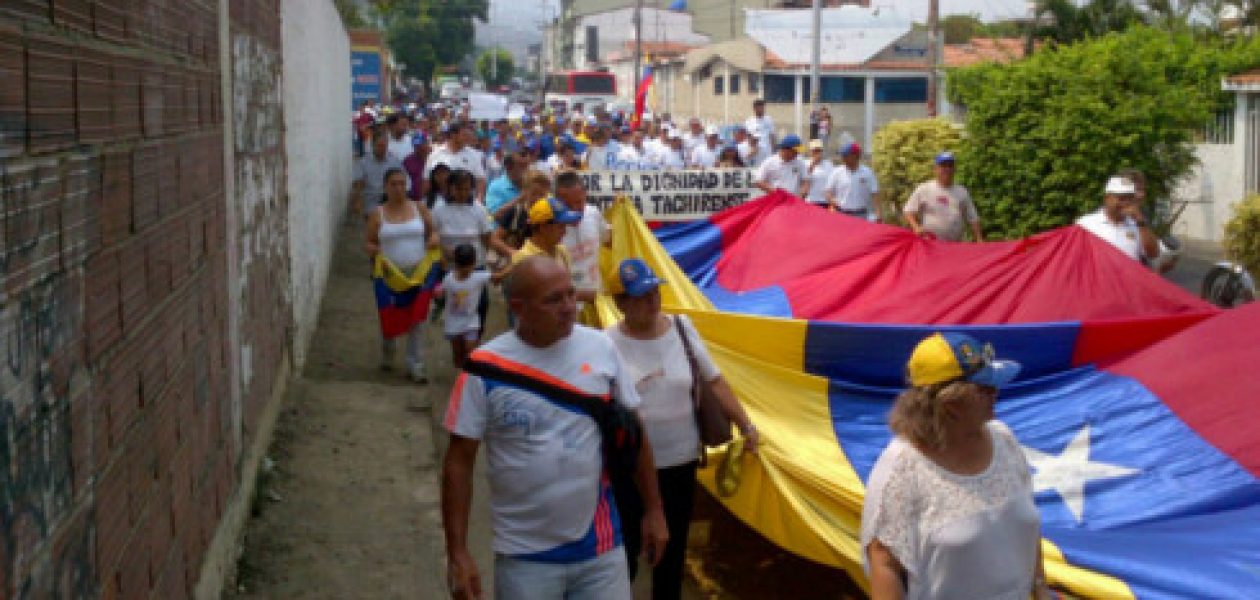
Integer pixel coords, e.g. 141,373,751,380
512,239,572,271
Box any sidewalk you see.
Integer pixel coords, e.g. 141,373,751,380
1165,237,1224,298
228,221,460,599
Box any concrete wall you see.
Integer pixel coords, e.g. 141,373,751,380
281,0,351,369
0,1,233,598
573,8,708,71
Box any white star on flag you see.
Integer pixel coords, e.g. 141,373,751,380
1021,424,1140,524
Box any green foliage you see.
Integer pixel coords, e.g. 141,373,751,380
476,49,514,89
333,0,366,28
943,15,986,44
947,26,1260,239
381,0,489,89
1224,194,1260,278
871,119,963,223
1030,0,1146,46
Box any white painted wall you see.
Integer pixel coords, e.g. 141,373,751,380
574,7,709,70
282,0,352,367
1177,142,1244,242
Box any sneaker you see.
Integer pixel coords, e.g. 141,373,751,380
408,363,428,384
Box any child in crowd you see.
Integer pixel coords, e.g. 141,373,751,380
440,244,492,368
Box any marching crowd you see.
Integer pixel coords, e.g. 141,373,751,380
349,95,1170,600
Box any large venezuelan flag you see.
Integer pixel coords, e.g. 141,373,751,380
372,251,444,338
596,195,1260,599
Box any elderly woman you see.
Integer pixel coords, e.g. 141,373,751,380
605,258,759,600
861,332,1053,600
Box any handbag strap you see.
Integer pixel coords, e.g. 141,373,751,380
674,316,704,406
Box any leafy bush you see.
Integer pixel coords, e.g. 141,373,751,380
1224,194,1260,278
870,118,962,223
948,27,1260,239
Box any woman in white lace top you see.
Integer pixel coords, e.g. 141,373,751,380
860,332,1055,600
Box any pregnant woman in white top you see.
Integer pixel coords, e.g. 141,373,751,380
365,168,437,382
861,332,1055,600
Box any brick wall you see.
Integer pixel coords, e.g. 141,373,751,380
0,1,290,598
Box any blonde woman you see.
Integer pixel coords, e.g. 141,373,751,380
861,333,1054,600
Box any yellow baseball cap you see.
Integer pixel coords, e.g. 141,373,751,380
527,196,582,225
906,332,1021,388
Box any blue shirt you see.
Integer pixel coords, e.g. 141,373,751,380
485,175,521,216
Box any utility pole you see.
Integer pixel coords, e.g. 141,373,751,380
926,0,940,116
810,0,821,112
634,0,644,91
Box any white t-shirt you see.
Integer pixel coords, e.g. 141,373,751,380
430,202,492,267
658,148,686,169
605,315,720,468
1076,209,1154,262
689,144,720,169
561,205,610,293
804,159,835,205
825,163,880,212
424,145,487,181
738,140,764,167
861,421,1040,600
584,144,615,170
440,270,492,335
681,132,705,155
745,114,775,155
615,145,646,170
388,134,414,163
755,154,809,196
443,326,642,556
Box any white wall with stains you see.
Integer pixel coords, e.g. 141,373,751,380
281,0,352,368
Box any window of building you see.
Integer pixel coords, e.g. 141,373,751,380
714,75,724,95
874,77,928,103
764,74,806,103
729,73,740,94
820,76,864,102
749,74,760,93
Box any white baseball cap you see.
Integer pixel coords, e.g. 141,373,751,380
705,125,719,136
1105,176,1136,195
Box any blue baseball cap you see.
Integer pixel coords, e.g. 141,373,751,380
907,332,1021,388
411,132,428,146
934,151,956,165
610,258,665,297
779,134,802,150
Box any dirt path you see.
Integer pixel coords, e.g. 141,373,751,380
229,221,458,599
228,220,860,599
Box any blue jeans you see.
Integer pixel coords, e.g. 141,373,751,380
494,548,632,600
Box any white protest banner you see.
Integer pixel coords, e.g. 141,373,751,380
468,93,508,120
578,168,763,221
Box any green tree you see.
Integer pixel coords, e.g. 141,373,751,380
476,49,514,89
1027,0,1146,48
943,15,987,44
948,27,1260,239
378,0,489,92
333,0,366,28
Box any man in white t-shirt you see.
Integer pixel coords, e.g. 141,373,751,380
804,139,835,206
688,126,721,168
442,256,668,600
556,171,612,306
385,113,414,162
423,121,488,201
824,142,882,221
745,99,775,160
1076,175,1160,263
903,152,982,241
681,118,705,156
754,134,809,197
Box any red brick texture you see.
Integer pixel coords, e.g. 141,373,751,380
0,1,289,599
